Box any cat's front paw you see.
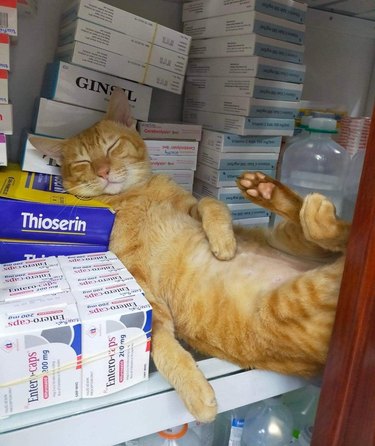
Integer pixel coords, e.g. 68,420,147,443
182,379,217,423
209,232,237,260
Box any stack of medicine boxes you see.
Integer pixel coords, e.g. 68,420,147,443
21,0,198,191
181,0,307,228
0,0,16,166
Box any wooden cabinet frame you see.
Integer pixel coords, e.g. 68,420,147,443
312,109,375,445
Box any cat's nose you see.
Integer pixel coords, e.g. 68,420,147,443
97,165,110,179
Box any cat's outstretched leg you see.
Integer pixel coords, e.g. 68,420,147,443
143,288,218,422
190,197,237,260
236,172,350,256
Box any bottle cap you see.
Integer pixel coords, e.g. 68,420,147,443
308,117,337,133
300,115,312,129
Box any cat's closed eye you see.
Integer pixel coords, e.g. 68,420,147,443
70,160,91,175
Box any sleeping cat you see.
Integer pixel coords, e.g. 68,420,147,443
30,88,349,423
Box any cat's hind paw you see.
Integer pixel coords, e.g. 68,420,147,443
237,172,276,204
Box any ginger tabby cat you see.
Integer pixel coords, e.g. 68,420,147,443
30,89,349,422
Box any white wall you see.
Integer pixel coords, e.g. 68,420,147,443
7,2,375,163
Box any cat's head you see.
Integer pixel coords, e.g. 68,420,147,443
30,88,151,197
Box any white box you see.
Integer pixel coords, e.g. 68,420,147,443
33,98,105,138
183,11,305,45
182,0,307,24
145,140,199,157
62,0,191,56
150,155,197,171
233,215,270,228
185,76,304,101
0,69,8,103
189,34,304,65
57,41,185,95
200,129,282,153
0,103,12,134
197,146,278,170
59,19,189,76
195,162,275,187
183,109,294,136
0,294,82,416
0,0,17,35
77,294,152,398
41,61,152,120
138,122,202,141
0,133,6,166
184,94,300,118
186,56,306,84
0,34,9,70
20,133,61,175
193,178,247,203
157,169,195,184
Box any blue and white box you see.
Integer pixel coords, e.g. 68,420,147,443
193,178,248,203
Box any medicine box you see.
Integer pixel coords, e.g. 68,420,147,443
150,155,197,171
183,109,295,136
189,34,304,65
0,68,8,103
0,133,6,166
193,178,247,203
41,61,152,121
33,98,104,139
0,103,12,134
0,163,115,246
185,76,303,102
0,34,9,70
200,129,282,153
157,169,195,185
197,146,278,170
186,56,306,84
0,0,17,35
138,122,202,141
184,94,300,118
183,11,305,45
233,215,270,228
62,0,191,56
182,0,307,24
21,133,62,176
145,140,199,157
59,19,189,77
0,294,82,416
57,41,185,95
195,162,275,187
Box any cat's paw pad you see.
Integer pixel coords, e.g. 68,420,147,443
210,233,237,260
237,172,276,201
301,193,339,241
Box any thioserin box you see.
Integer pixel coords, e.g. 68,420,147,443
0,292,82,417
183,11,305,45
186,56,306,84
56,41,185,95
182,0,307,24
189,34,304,64
41,61,152,121
62,0,191,56
59,19,189,77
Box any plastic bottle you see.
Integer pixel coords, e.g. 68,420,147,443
213,405,249,446
342,148,366,221
279,117,351,217
294,425,314,446
189,420,215,445
241,397,294,446
137,424,201,446
281,384,320,439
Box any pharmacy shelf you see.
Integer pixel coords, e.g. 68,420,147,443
0,358,306,446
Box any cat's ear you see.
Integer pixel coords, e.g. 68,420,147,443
106,87,134,128
29,135,64,164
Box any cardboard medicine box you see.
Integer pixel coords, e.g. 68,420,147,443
0,0,17,35
41,61,152,121
183,11,305,45
62,0,191,56
138,122,202,141
59,19,189,77
186,56,306,84
0,293,82,416
193,178,248,203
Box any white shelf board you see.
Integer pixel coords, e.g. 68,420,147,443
0,358,306,446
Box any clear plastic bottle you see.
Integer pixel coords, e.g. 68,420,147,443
281,384,320,439
241,397,294,446
213,405,249,446
342,148,366,221
189,420,215,446
294,425,314,446
279,117,351,217
136,424,201,446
